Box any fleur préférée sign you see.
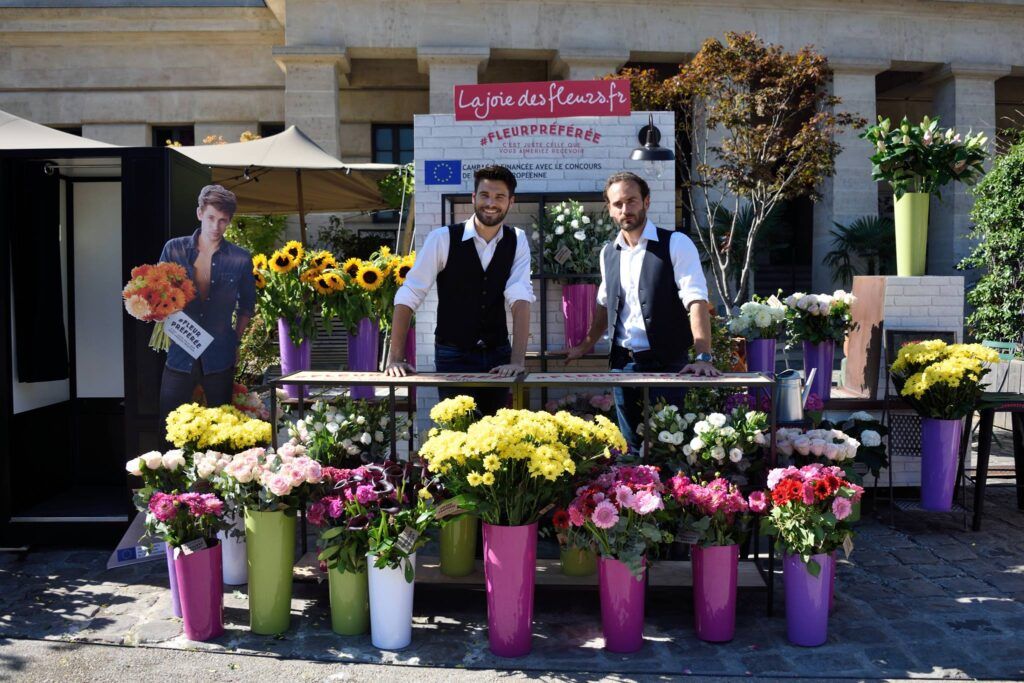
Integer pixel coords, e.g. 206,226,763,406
454,79,631,122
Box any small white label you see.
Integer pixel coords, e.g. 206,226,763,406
396,526,420,554
553,245,572,265
181,537,207,556
842,535,854,559
164,311,214,359
435,500,464,520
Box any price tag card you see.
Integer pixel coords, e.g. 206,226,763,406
181,537,207,556
164,311,214,359
396,526,420,554
435,500,464,520
537,503,555,517
675,530,702,545
842,534,854,559
553,245,573,265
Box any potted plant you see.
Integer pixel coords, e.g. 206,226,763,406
726,295,787,376
889,340,998,510
666,475,765,642
861,115,988,276
783,290,858,403
419,405,625,657
760,463,862,646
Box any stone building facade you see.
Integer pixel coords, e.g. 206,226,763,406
1,0,1023,290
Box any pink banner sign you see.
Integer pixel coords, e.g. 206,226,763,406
454,79,631,121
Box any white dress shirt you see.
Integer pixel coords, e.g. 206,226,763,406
394,217,536,312
596,219,708,351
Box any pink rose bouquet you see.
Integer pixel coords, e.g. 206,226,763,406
566,465,670,576
760,463,863,575
666,475,765,547
219,444,324,512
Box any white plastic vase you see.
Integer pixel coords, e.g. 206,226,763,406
217,510,248,585
367,552,416,650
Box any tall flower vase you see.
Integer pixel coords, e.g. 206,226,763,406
328,565,369,636
920,418,965,511
174,541,225,642
746,338,776,409
560,545,598,577
895,192,930,277
440,514,478,577
367,553,416,650
784,552,834,647
245,508,296,635
691,544,738,643
561,283,597,349
217,509,247,586
482,522,538,657
802,340,836,404
347,317,380,400
598,556,646,653
278,319,311,401
165,546,182,617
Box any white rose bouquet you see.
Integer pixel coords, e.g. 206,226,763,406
683,408,770,484
533,199,615,282
639,402,701,475
783,289,858,344
726,296,787,340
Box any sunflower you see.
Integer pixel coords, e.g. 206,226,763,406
269,249,298,273
342,257,362,279
325,272,345,291
283,240,304,262
393,258,413,285
356,263,384,291
300,267,323,284
313,274,333,295
252,253,268,272
309,250,338,271
254,271,266,289
378,245,392,258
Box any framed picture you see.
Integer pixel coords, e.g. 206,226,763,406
883,328,959,370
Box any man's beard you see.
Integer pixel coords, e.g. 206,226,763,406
474,203,508,227
613,207,647,233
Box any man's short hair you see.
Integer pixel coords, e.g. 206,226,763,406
198,184,237,218
603,172,650,201
473,165,517,195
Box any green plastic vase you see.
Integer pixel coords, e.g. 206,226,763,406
328,565,369,635
560,545,598,576
245,508,296,635
894,192,930,276
440,514,478,577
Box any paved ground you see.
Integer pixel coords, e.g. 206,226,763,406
2,475,1023,681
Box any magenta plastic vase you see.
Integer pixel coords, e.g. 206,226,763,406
802,340,836,403
920,418,965,511
598,556,646,653
784,552,834,647
173,541,225,641
347,317,380,400
691,544,738,642
278,318,311,400
482,522,537,657
166,546,182,617
561,283,597,349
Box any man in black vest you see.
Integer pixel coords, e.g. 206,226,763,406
567,171,719,453
385,165,533,415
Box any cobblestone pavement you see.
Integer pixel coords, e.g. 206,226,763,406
2,485,1023,680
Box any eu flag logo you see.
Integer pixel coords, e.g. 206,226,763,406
424,160,462,185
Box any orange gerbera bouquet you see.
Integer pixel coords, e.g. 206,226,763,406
122,262,197,351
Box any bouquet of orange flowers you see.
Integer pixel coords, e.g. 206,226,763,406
122,262,197,352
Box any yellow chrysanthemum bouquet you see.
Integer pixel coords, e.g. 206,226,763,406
419,396,627,525
166,402,273,454
251,241,321,345
890,340,999,419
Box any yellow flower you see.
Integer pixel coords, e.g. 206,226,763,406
393,256,414,285
252,254,268,272
313,274,333,295
283,240,304,262
418,487,433,501
325,272,345,291
269,250,297,274
300,267,323,284
466,471,484,487
356,264,384,291
481,472,495,486
483,454,500,472
379,246,392,258
309,250,338,271
342,258,362,279
254,272,266,289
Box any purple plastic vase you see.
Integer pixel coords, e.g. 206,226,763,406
802,340,836,404
691,544,738,642
784,552,834,647
561,283,597,349
278,318,311,400
598,556,646,653
347,317,381,400
166,546,182,617
828,550,837,614
746,338,776,409
921,418,964,511
174,541,225,642
482,522,537,657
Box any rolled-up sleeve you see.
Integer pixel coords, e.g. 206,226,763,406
236,248,256,317
670,232,709,308
503,229,536,306
596,243,609,307
394,227,448,312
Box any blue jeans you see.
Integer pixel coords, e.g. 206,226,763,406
611,350,687,456
434,343,512,416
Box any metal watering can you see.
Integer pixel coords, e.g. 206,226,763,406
774,368,817,423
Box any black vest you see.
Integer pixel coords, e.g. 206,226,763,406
603,227,695,366
435,223,517,349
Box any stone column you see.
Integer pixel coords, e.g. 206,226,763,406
926,63,1009,276
552,48,629,81
272,45,349,157
811,59,888,293
417,47,489,114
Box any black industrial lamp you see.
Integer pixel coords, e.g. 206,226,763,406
630,113,674,179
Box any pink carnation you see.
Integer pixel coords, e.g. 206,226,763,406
591,501,619,529
631,490,664,515
748,491,767,514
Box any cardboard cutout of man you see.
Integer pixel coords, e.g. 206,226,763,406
157,184,255,422
385,165,533,415
567,171,720,453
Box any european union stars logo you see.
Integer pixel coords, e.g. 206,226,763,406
424,160,462,185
